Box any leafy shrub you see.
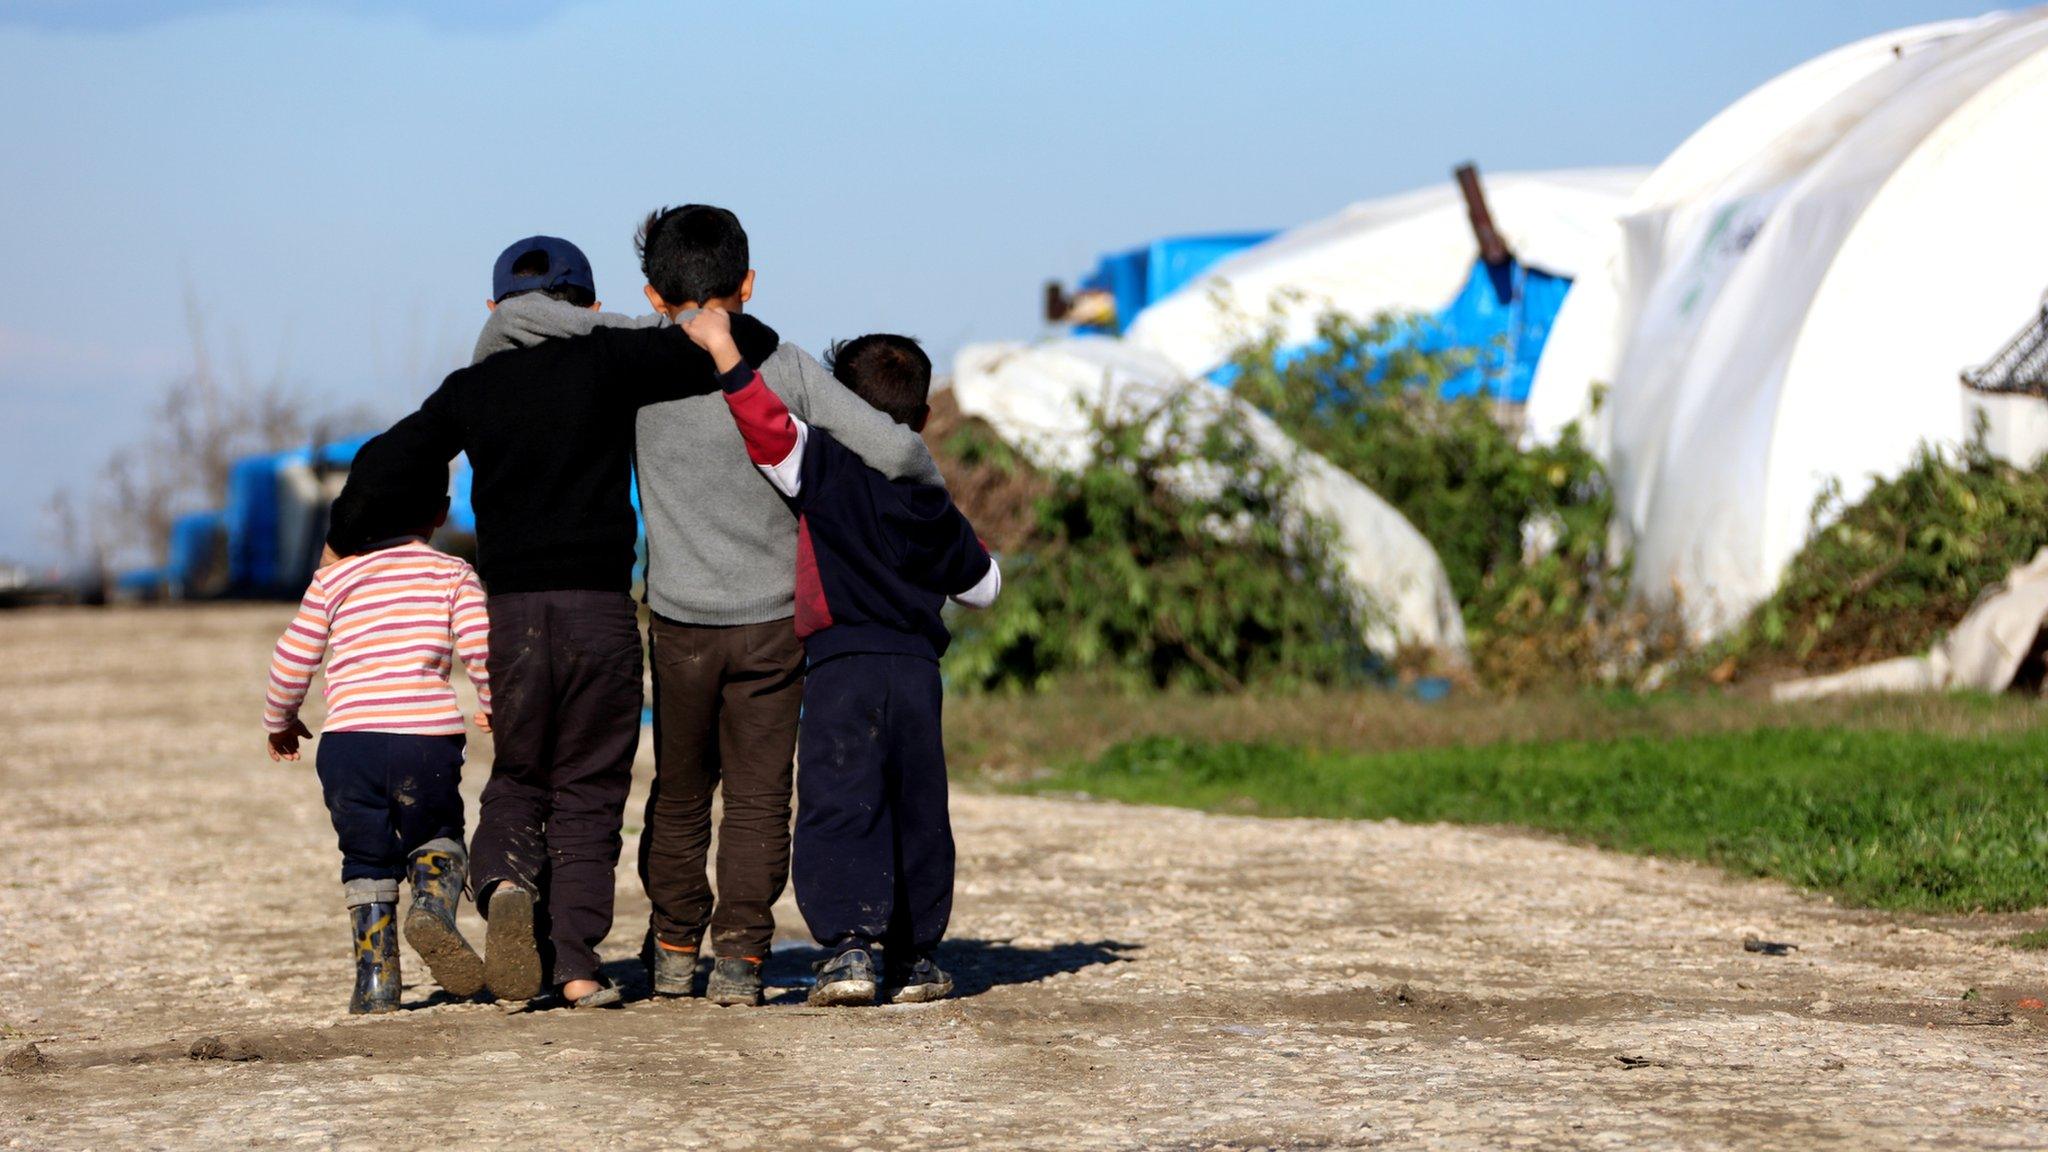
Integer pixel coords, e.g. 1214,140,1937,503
1224,311,1678,690
944,390,1378,693
1713,434,2048,678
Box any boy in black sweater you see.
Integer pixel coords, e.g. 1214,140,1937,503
679,309,1000,1005
342,238,779,1007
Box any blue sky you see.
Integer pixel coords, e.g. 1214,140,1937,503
0,0,2008,564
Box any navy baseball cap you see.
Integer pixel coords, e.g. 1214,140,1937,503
491,235,597,302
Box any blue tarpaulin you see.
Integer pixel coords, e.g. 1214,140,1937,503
1208,257,1573,404
1080,232,1276,334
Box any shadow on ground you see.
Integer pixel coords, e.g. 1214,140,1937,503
593,938,1140,1003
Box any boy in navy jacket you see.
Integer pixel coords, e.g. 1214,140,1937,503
679,309,999,1005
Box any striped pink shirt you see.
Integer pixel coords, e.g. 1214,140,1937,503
263,541,491,736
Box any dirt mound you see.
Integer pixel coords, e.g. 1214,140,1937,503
923,386,1049,555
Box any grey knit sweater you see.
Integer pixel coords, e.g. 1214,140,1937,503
474,295,943,625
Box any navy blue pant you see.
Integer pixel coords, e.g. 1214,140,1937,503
793,653,954,961
315,732,466,884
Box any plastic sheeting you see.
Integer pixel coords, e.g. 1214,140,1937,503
951,337,1467,660
1523,11,2048,638
1079,233,1278,334
1772,547,2048,700
1123,169,1645,381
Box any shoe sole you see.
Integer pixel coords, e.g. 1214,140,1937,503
891,979,953,1004
808,978,878,1007
483,888,544,1002
404,907,485,998
706,985,762,1007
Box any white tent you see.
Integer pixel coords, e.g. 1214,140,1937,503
1122,169,1647,380
951,338,1469,660
1523,10,2048,638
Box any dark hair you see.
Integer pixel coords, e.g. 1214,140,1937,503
827,334,932,427
636,204,748,306
499,248,597,308
328,438,451,556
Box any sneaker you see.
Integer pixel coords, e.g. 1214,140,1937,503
642,931,700,998
809,948,878,1007
889,956,954,1004
706,956,764,1007
482,884,544,1002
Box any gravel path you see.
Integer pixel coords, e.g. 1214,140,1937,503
2,606,2045,1150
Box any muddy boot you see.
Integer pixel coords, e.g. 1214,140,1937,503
482,883,545,1002
642,930,700,998
404,840,484,998
706,955,764,1007
349,902,402,1015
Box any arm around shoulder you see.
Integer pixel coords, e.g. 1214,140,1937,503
787,346,945,488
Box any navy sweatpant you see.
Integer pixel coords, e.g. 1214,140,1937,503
314,732,466,885
792,653,954,960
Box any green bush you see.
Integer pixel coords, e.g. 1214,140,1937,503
1225,311,1672,689
945,391,1378,693
1714,435,2048,678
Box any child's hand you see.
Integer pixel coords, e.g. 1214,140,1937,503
681,308,744,374
267,718,312,762
473,710,492,734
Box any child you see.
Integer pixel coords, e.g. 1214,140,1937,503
264,461,492,1014
680,310,1000,1006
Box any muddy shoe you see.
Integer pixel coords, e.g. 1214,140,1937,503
888,956,954,1004
809,948,877,1007
642,931,700,998
706,956,764,1007
482,884,544,1002
349,902,402,1015
404,844,484,998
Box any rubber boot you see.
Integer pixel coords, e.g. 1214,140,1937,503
405,842,484,998
349,902,402,1015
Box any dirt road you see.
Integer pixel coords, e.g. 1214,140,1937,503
3,607,2045,1149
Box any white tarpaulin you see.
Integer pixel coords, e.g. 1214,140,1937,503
1772,547,2048,700
951,338,1468,660
1123,169,1647,380
1523,10,2048,638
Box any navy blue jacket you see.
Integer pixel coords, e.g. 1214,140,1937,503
718,365,999,664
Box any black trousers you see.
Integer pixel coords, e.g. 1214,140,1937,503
639,615,804,961
792,653,954,960
315,732,466,883
468,591,643,986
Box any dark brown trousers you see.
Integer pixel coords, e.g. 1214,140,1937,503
637,614,804,960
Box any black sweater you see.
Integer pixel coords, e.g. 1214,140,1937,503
337,317,780,594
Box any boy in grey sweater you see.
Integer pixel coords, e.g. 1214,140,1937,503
477,205,941,1004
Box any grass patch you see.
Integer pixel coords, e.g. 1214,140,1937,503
1025,726,2048,914
2007,928,2048,951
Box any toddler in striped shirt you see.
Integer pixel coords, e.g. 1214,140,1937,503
263,464,492,1015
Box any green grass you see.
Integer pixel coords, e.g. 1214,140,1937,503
1025,727,2048,914
2008,928,2048,951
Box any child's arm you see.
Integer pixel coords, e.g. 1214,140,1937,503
263,577,332,761
683,309,810,497
450,566,492,733
889,486,1002,610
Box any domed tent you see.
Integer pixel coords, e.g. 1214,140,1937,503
1122,168,1645,400
950,338,1468,660
1522,10,2048,637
